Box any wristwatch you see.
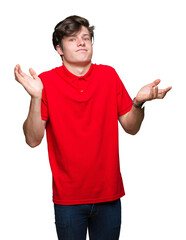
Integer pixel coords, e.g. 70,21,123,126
132,97,145,109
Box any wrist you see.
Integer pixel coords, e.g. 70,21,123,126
31,95,42,102
133,97,145,109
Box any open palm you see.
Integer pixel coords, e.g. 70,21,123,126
14,64,43,99
136,79,172,104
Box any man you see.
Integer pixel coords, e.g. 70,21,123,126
14,15,171,240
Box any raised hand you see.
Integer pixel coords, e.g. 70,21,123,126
135,79,172,105
14,64,43,99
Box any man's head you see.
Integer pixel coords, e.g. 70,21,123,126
52,15,95,66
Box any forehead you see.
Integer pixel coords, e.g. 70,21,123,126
66,26,90,38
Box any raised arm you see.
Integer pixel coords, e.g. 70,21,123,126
14,64,46,147
119,79,172,135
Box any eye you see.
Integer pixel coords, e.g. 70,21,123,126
69,38,76,42
84,38,90,41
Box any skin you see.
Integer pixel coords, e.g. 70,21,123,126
56,26,93,76
14,25,172,147
119,79,172,135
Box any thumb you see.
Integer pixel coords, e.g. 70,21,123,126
29,68,38,79
151,79,161,88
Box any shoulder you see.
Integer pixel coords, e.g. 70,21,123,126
38,66,61,83
94,63,116,72
94,64,117,77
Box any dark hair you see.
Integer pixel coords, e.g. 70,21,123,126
52,15,95,52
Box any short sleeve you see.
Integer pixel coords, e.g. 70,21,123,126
40,86,49,121
115,70,133,116
39,74,49,121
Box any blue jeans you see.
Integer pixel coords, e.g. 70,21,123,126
54,198,121,240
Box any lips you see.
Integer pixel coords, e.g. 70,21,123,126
76,49,87,52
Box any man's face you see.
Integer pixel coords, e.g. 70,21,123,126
57,26,93,66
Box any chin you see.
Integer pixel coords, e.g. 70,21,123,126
75,59,91,65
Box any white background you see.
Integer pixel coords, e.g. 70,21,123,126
0,0,186,239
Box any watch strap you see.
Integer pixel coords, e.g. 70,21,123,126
132,97,145,109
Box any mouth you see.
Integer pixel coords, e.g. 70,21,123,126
76,49,88,52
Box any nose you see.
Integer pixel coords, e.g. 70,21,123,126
77,38,85,46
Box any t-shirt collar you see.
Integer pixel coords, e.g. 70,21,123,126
61,63,94,83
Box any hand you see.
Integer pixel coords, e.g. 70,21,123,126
14,64,43,99
135,79,172,105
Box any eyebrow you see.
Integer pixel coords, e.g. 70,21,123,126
69,33,90,37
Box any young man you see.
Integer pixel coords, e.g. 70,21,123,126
14,15,171,240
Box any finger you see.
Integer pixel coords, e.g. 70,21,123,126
14,70,24,84
14,64,23,82
151,79,161,88
17,64,27,78
14,64,19,79
29,68,38,79
154,86,158,98
158,86,172,99
151,86,158,99
164,86,172,92
14,64,20,76
14,64,29,85
158,86,172,94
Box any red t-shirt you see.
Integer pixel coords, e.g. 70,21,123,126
38,63,132,205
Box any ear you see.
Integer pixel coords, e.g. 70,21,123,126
56,45,64,56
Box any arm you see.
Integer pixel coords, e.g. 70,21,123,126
118,104,144,135
23,97,46,147
14,64,46,147
119,79,172,135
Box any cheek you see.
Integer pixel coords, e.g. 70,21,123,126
89,44,93,53
63,47,74,59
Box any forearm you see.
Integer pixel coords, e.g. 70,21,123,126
23,97,45,147
122,105,145,135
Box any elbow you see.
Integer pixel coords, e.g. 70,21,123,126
27,142,40,148
128,131,138,135
125,129,139,135
24,134,43,148
124,125,141,135
26,139,41,148
27,143,36,148
23,122,45,148
123,121,144,135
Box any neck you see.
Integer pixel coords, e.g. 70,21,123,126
63,61,92,76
